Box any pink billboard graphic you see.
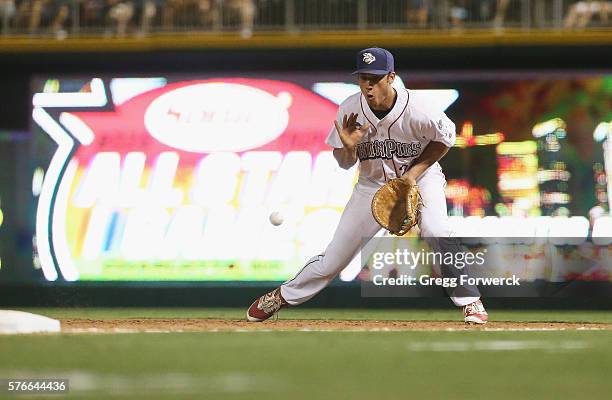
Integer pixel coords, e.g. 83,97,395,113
33,78,357,281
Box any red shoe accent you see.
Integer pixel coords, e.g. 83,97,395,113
463,299,488,324
246,288,287,322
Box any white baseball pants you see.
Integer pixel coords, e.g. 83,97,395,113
280,163,481,307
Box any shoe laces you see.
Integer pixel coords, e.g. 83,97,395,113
257,289,284,315
464,300,486,316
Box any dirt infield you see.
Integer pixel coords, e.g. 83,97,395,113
61,318,612,333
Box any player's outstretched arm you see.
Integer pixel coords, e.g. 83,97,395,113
332,113,370,169
401,141,450,185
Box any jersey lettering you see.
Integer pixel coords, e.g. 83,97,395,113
356,139,421,161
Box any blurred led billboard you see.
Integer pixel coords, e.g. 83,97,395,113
29,73,612,282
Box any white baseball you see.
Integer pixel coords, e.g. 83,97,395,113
269,211,284,226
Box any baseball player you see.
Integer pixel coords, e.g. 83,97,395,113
247,47,488,324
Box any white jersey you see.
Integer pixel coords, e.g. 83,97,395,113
325,88,456,185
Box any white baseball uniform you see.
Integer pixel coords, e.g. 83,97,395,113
280,88,481,306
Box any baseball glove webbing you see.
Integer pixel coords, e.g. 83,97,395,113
371,179,422,236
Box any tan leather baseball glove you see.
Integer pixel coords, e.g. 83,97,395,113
371,179,421,236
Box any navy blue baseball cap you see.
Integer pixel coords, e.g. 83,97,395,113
353,47,394,75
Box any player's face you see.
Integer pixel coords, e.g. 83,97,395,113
357,72,396,110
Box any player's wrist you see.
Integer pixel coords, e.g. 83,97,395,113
400,173,417,186
341,142,357,153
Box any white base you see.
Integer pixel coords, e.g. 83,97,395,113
0,310,61,334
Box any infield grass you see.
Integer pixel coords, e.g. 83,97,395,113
1,308,612,399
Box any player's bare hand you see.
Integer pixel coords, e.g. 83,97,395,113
334,113,371,150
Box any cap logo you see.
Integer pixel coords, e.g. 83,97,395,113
362,52,376,64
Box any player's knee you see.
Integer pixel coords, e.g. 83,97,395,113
300,254,333,279
313,270,339,281
311,255,346,280
312,262,340,280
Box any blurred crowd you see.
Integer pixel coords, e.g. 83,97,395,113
0,0,255,37
0,0,609,38
408,0,610,29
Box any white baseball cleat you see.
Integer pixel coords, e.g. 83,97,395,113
246,288,288,322
463,299,488,324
